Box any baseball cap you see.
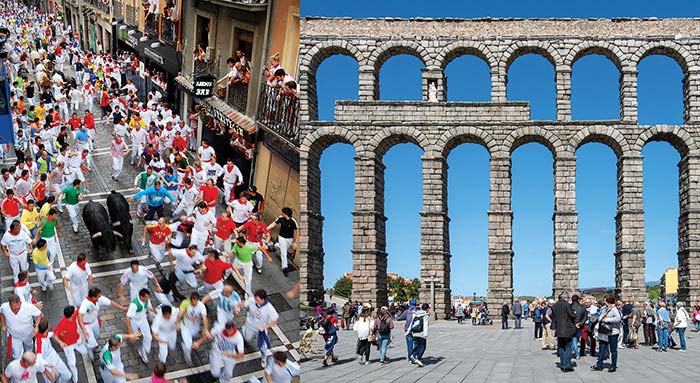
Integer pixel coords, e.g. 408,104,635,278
409,299,417,308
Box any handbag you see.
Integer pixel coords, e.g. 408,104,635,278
597,307,614,334
367,332,376,344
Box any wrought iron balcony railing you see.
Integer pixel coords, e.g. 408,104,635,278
124,4,137,26
144,13,159,37
160,15,177,46
225,82,248,114
256,83,299,145
113,0,123,20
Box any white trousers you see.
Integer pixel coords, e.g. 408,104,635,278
180,324,200,365
149,242,166,264
190,229,209,253
233,256,261,292
111,156,124,178
130,317,152,355
277,236,294,269
213,235,232,255
100,366,126,383
64,342,87,383
35,266,56,290
172,199,194,217
175,269,198,289
243,325,270,361
41,353,71,383
42,234,58,266
85,321,100,350
157,330,177,363
8,333,33,359
8,252,28,283
65,203,80,232
70,284,88,307
210,348,237,382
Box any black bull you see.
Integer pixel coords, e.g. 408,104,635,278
82,200,119,255
107,191,134,253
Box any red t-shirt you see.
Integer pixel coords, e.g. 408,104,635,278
215,216,236,240
68,117,82,131
203,258,233,284
241,220,269,243
148,225,172,245
53,315,80,346
84,114,95,130
2,198,21,216
172,136,186,152
33,182,46,201
199,185,218,205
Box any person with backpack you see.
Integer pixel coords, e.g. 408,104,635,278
395,299,417,364
373,306,394,364
320,308,338,367
408,303,429,367
541,300,555,350
353,305,373,365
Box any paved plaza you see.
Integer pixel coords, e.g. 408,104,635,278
301,318,699,382
0,84,299,382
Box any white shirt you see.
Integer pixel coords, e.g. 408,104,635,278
1,230,32,255
0,301,42,339
203,162,223,181
222,165,243,185
130,127,148,146
172,248,204,272
198,146,215,162
211,324,244,355
14,284,32,303
182,300,207,331
120,266,154,299
244,299,279,330
152,306,180,334
265,359,301,383
114,123,128,138
4,358,47,383
79,296,112,324
127,298,150,322
193,208,216,233
65,262,92,292
229,199,253,223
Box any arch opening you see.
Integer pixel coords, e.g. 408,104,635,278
378,54,425,101
506,53,556,121
638,54,684,125
571,54,621,120
445,55,491,102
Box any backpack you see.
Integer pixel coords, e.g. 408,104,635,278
410,315,424,334
319,316,333,333
378,317,390,335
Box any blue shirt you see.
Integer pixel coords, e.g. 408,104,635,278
163,173,178,192
657,308,670,323
134,186,175,207
75,129,89,143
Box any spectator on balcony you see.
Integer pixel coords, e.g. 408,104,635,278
145,0,159,27
236,50,249,72
216,58,239,89
264,53,281,86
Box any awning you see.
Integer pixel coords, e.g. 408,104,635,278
143,43,180,76
117,26,143,52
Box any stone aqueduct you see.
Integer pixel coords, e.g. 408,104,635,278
298,17,700,318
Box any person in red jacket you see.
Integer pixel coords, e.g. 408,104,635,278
67,113,82,131
99,89,110,118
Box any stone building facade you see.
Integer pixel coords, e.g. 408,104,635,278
298,17,700,318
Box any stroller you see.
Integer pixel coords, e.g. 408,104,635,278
478,308,493,325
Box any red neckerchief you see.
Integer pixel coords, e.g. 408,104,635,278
226,164,234,172
76,261,87,271
47,215,57,222
186,249,194,258
87,296,98,304
14,280,27,288
223,327,238,337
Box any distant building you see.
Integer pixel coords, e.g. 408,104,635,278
660,268,678,298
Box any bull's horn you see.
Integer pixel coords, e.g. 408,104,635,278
91,232,102,238
112,221,121,226
114,231,123,238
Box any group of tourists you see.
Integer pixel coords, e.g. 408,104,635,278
0,1,300,381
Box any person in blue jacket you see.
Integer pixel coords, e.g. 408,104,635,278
133,180,176,221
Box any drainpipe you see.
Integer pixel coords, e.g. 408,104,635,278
248,0,273,188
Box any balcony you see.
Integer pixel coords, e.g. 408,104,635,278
256,83,299,145
113,0,123,20
144,13,159,37
124,4,137,26
86,0,110,14
160,15,177,46
225,83,248,114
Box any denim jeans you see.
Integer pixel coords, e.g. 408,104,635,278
596,334,618,368
557,337,573,369
657,326,669,350
378,333,390,362
405,333,414,358
501,316,508,329
678,327,686,350
694,321,700,331
411,337,427,360
514,314,522,329
572,328,582,357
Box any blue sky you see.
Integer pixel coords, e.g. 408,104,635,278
302,0,692,296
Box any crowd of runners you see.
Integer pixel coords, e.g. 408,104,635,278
0,1,300,382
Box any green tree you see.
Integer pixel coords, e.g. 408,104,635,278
333,276,352,298
407,279,420,299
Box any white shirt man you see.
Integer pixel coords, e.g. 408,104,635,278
197,144,215,162
178,294,209,365
229,197,254,225
169,246,204,289
128,125,148,165
4,352,52,383
173,181,198,217
126,290,155,364
191,205,216,252
203,159,223,182
1,224,33,283
203,284,242,327
119,262,158,301
0,297,43,359
242,292,279,368
151,305,180,363
64,258,92,307
222,161,244,202
36,326,72,383
209,322,244,383
79,289,122,351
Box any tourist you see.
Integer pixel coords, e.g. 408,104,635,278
373,306,394,364
592,296,621,372
512,300,522,329
408,303,430,367
693,304,700,332
533,301,543,339
500,302,509,329
541,300,555,350
395,299,417,363
674,301,690,352
552,293,576,373
643,301,656,346
629,303,642,349
353,305,373,365
571,295,587,358
455,302,466,324
320,307,339,367
656,301,670,352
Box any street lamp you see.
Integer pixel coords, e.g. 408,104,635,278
111,17,117,55
473,292,476,301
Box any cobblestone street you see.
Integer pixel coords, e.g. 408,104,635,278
0,88,299,382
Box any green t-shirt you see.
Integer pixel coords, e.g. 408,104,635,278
62,186,83,205
233,242,257,264
40,218,57,238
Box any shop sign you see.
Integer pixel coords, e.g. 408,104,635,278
144,47,164,65
193,75,214,98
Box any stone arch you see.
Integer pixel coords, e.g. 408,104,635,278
437,41,497,72
502,126,567,158
435,126,497,158
565,41,628,70
634,125,698,157
368,40,432,73
569,126,631,158
500,40,563,73
632,41,695,74
370,127,429,160
300,126,365,157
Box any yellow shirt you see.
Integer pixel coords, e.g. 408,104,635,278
39,203,51,219
35,105,46,120
129,118,146,128
20,208,40,230
32,247,49,267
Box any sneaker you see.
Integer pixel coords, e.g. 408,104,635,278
680,349,687,352
364,361,370,365
357,356,363,364
331,357,338,363
137,348,149,364
591,365,603,371
261,356,267,368
283,268,289,277
322,360,329,367
415,359,424,367
409,356,417,364
256,267,262,274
